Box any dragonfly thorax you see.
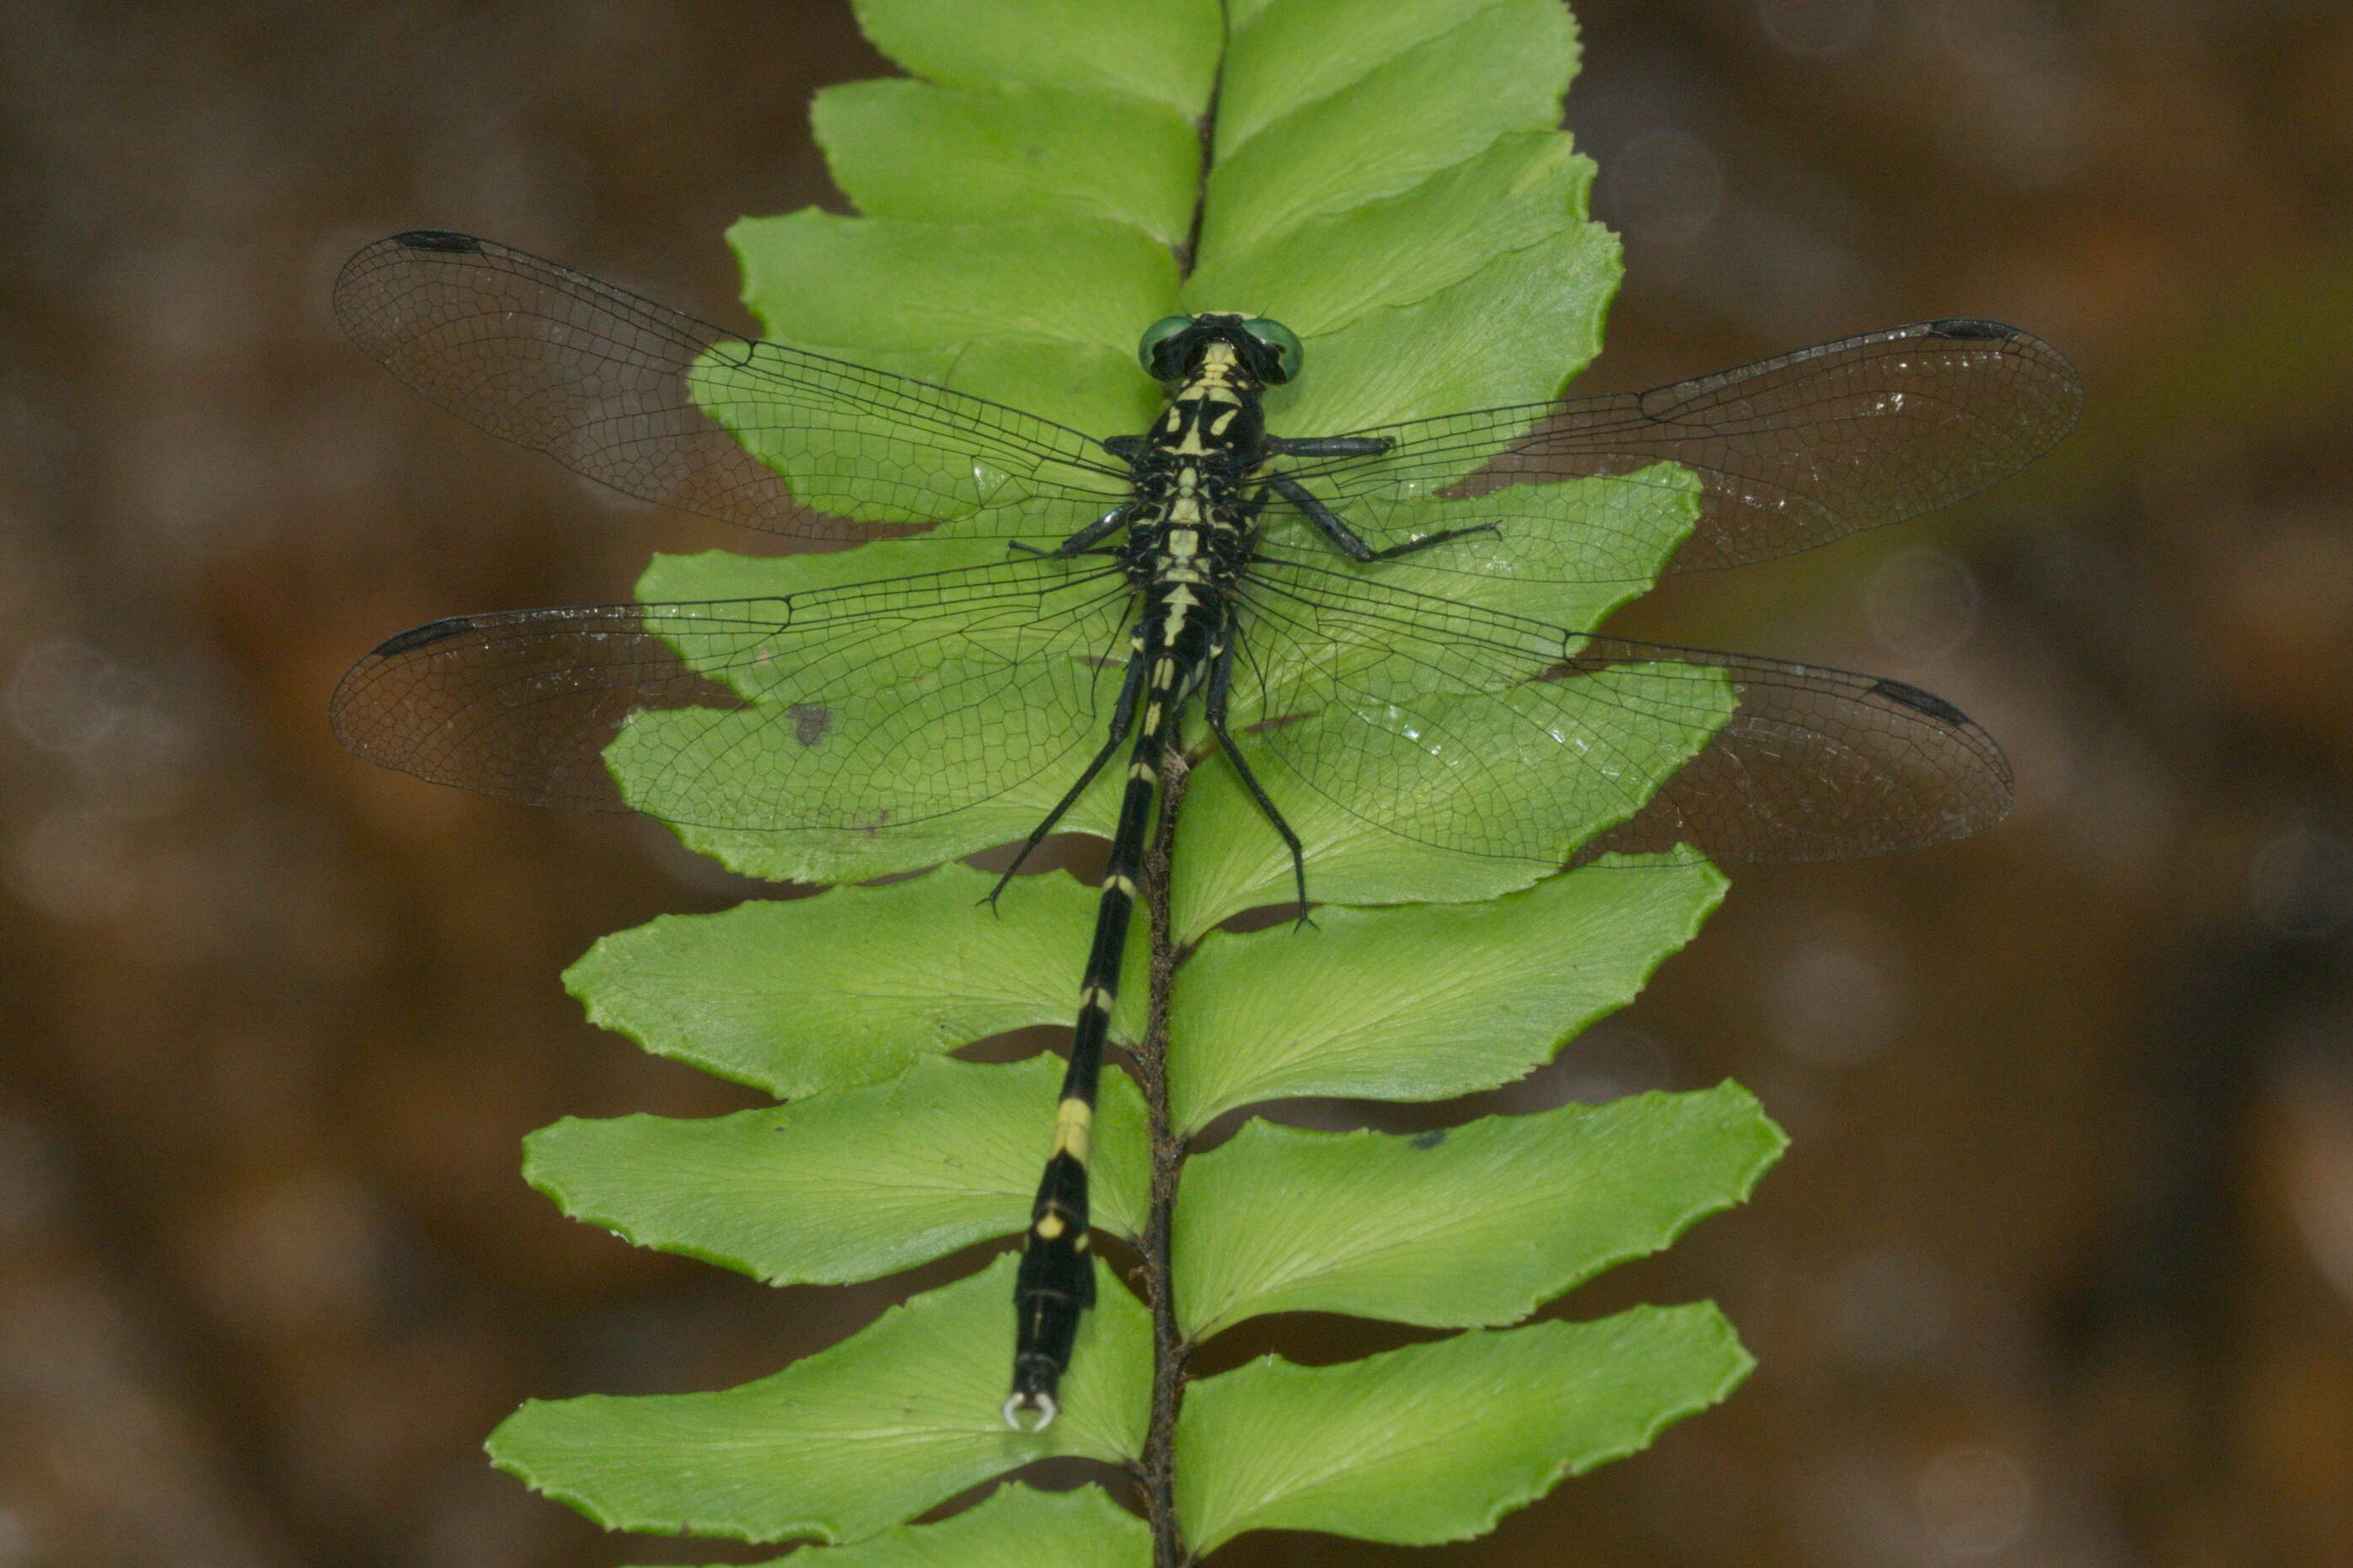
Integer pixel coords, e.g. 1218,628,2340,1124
1121,356,1268,600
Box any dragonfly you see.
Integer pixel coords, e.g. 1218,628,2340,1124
328,230,2081,1428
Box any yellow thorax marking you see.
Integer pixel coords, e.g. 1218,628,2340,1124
1160,581,1200,641
1189,341,1244,407
1170,466,1203,521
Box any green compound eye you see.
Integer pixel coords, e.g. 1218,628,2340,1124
1136,315,1194,372
1241,317,1303,383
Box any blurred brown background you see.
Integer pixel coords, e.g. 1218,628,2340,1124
3,1,2350,1564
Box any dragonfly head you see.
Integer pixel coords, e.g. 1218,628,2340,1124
1137,312,1303,388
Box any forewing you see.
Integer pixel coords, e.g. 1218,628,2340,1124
1278,319,2082,581
1228,561,2013,868
330,558,1137,831
333,231,1129,541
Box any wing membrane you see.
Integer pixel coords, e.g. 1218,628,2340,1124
330,558,1136,829
333,231,1130,542
335,250,2041,869
1281,319,2082,578
1229,560,2013,867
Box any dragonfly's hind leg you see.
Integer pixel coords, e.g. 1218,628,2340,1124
1265,472,1498,562
984,633,1150,907
1203,635,1314,923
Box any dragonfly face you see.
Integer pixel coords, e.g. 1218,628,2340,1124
1136,311,1302,386
327,230,2082,1428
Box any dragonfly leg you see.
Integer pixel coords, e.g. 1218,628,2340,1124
1265,472,1498,562
984,631,1149,907
1203,635,1313,920
1265,434,1392,458
1026,503,1134,559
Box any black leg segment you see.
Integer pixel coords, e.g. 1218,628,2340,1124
1052,503,1135,556
1265,434,1393,458
1266,472,1499,561
1203,635,1311,912
985,634,1149,905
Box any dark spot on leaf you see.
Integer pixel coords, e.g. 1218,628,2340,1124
790,703,832,746
1409,1129,1447,1151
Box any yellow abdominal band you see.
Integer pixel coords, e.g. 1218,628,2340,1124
1053,1096,1092,1162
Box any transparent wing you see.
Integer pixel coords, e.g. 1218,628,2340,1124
1227,558,2013,867
1276,319,2083,582
333,231,1132,542
330,557,1138,830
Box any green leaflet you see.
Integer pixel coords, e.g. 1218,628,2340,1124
523,1053,1152,1287
490,1255,1150,1545
732,209,1174,436
711,1483,1151,1568
1176,1084,1786,1337
1174,1304,1751,1551
1214,0,1572,154
1166,670,1733,936
1261,222,1615,434
853,0,1223,114
1202,0,1579,261
817,80,1201,243
1168,859,1726,1129
1187,131,1595,335
523,0,1784,1556
563,866,1141,1095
